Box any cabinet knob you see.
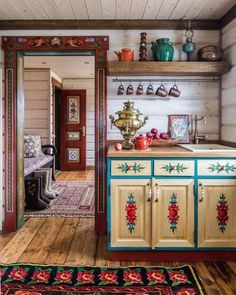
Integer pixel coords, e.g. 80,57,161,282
147,183,151,202
199,183,204,202
155,183,159,202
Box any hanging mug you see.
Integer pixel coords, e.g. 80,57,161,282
146,83,154,95
126,83,134,95
117,83,124,95
155,84,168,97
169,83,181,97
136,83,143,95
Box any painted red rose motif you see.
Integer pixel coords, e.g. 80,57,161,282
126,203,137,223
217,204,228,222
99,270,118,284
147,269,166,283
77,271,95,284
123,270,142,284
169,271,188,284
167,193,180,233
9,268,28,281
168,204,179,222
176,287,196,295
216,194,229,233
0,268,5,278
55,270,72,283
125,192,137,234
32,270,50,283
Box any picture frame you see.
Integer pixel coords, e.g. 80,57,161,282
168,114,190,143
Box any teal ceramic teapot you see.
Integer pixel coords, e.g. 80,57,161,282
151,38,174,61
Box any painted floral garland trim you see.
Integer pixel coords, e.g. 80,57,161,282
161,162,188,174
217,193,229,233
208,162,236,174
125,192,137,234
117,162,145,174
167,193,180,233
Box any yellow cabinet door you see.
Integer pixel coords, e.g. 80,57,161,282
110,179,151,248
198,179,236,248
152,179,195,248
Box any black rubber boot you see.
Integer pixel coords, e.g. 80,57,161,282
25,177,48,210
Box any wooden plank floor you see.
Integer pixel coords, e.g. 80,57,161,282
1,171,236,294
0,217,236,294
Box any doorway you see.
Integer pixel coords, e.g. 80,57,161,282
23,55,95,218
2,36,108,232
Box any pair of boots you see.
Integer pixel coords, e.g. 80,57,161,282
25,176,49,210
34,168,59,204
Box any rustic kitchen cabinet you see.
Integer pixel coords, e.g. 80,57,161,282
107,146,236,253
198,179,236,248
110,178,194,249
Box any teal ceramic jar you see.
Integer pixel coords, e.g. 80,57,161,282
151,38,174,61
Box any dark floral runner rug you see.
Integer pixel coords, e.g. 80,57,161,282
0,263,206,295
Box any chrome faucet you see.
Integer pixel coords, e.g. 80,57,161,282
193,115,208,144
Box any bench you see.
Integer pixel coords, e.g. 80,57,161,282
24,144,57,180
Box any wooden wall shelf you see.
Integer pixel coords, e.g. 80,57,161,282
107,61,230,76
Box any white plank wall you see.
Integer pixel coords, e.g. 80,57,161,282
107,29,220,141
222,18,236,143
24,69,51,145
63,78,95,167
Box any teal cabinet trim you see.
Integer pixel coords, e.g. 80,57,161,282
107,156,236,252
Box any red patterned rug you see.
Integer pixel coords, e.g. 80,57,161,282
0,264,206,295
24,181,95,217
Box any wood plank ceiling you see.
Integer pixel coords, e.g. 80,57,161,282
0,0,235,20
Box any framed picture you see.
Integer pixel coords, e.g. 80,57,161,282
168,115,190,143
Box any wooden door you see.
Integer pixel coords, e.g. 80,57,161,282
198,179,236,248
152,179,194,249
60,90,86,170
110,179,151,248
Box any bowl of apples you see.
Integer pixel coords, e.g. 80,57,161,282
147,128,177,147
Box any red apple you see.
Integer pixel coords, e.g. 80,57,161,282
154,133,161,140
146,132,153,138
115,142,122,150
151,128,158,134
160,132,170,140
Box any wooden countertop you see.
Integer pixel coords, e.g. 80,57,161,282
107,145,236,158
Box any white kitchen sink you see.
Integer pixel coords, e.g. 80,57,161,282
178,144,236,152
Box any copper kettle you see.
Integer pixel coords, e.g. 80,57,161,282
114,48,134,61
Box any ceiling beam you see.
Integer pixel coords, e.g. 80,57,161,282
220,4,236,28
0,19,220,30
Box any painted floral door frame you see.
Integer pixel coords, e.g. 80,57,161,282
2,36,109,232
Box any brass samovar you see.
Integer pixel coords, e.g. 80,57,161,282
109,100,148,149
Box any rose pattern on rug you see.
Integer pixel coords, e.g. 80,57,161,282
167,193,180,233
125,192,137,234
0,264,206,295
123,268,143,285
216,193,229,233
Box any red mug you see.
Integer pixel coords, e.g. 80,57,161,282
169,84,181,97
155,84,167,97
136,83,143,95
126,84,133,95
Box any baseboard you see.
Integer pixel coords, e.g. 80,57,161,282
87,165,95,170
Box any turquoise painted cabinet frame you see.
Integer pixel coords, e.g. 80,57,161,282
107,156,236,251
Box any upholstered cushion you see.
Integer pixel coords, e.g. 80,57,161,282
24,135,43,158
24,154,53,176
